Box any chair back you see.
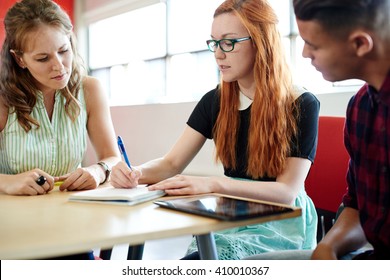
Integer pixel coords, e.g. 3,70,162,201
305,116,349,213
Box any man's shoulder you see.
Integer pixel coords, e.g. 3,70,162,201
349,84,369,105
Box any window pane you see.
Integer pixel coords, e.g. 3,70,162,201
168,0,224,54
269,0,291,36
88,3,166,69
108,58,166,106
164,51,219,103
91,67,111,98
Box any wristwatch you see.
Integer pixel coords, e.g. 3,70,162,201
97,161,111,184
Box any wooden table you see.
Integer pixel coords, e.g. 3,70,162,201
0,187,301,260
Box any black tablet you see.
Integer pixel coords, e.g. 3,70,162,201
154,194,296,221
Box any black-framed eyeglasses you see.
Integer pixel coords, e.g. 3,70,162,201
206,36,252,52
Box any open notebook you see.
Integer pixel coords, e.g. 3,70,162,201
68,185,166,206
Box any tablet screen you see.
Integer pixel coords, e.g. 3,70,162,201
154,195,294,221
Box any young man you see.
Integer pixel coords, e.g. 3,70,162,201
293,0,390,259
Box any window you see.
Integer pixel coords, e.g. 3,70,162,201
86,0,363,106
88,3,167,105
88,0,222,106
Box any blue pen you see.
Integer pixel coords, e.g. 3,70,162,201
117,136,132,170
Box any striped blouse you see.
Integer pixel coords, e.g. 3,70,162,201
0,90,87,176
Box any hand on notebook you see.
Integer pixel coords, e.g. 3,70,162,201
148,174,213,196
111,161,142,188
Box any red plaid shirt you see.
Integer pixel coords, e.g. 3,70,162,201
343,71,390,259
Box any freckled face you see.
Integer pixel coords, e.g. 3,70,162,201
19,25,73,94
296,19,361,82
211,12,256,85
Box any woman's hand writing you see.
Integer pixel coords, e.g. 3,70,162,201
110,161,142,188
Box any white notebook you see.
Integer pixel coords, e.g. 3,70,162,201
68,185,166,206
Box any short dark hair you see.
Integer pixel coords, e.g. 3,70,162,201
293,0,390,40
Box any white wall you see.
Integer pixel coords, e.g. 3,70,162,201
83,100,224,176
84,90,355,176
315,90,354,117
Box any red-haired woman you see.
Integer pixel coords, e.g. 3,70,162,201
111,0,319,260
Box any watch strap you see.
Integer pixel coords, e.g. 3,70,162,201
97,161,111,184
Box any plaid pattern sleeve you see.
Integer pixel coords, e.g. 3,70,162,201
343,72,390,258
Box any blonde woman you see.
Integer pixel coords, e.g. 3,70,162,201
0,0,120,197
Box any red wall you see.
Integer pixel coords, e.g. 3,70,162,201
0,0,74,48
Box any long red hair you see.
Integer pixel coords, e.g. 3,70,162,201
213,0,298,179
